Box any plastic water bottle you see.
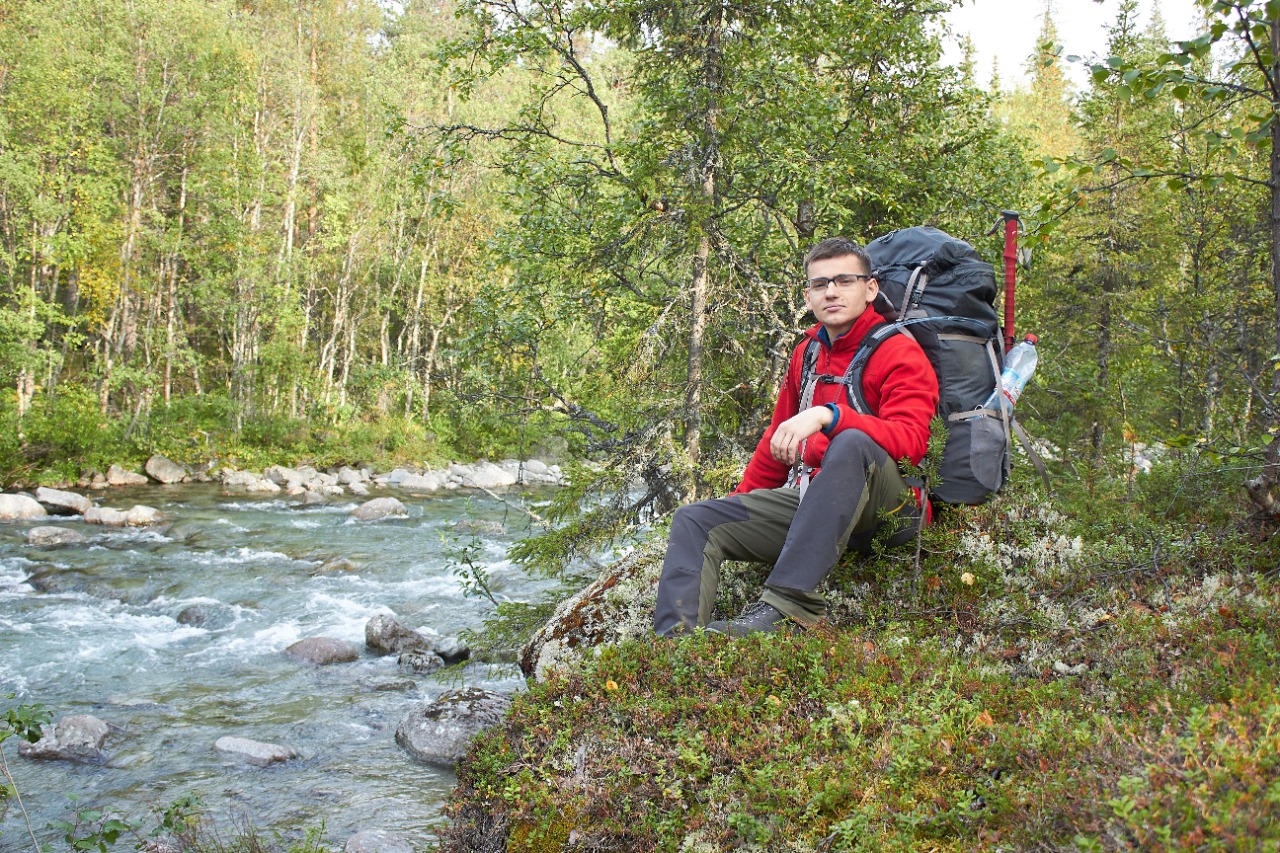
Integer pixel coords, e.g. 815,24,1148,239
982,334,1038,414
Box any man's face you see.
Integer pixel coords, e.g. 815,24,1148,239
803,254,879,338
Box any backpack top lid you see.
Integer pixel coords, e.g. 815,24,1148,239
868,226,984,273
866,226,998,331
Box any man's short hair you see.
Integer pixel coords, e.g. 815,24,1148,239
803,237,872,276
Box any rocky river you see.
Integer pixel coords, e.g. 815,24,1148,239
0,471,571,852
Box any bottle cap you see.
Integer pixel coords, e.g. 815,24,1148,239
1023,334,1038,345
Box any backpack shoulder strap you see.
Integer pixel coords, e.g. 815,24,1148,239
839,321,905,415
798,337,822,411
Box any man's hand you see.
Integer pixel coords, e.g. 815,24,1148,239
769,406,833,465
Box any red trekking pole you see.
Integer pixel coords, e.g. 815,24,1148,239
999,210,1021,352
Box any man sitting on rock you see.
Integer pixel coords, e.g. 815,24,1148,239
653,236,938,637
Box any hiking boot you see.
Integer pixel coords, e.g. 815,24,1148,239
706,602,792,637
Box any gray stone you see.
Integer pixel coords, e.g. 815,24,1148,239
213,735,298,766
0,494,48,521
394,688,511,768
221,470,282,492
348,482,370,497
84,507,128,526
176,606,207,627
344,830,414,853
285,637,359,665
264,464,304,487
451,462,517,490
106,465,149,487
313,556,359,575
398,472,446,492
349,497,408,522
85,505,163,527
26,526,87,546
125,505,163,526
335,466,366,486
520,541,665,680
145,454,188,484
432,635,471,665
365,614,433,656
34,487,92,515
398,649,445,674
18,714,109,763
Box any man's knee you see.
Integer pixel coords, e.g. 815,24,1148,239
825,429,889,468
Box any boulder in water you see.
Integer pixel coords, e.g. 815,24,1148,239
344,830,414,853
106,465,149,486
213,735,298,767
85,505,164,527
176,605,207,627
125,505,164,526
365,614,433,656
84,507,127,526
34,487,92,516
349,497,408,522
145,454,188,484
18,714,110,763
26,526,87,547
394,688,511,768
285,637,359,665
0,494,47,521
398,649,445,674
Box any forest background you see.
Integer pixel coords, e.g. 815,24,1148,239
6,0,1280,850
1,0,1277,522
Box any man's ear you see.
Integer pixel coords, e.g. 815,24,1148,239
866,276,880,305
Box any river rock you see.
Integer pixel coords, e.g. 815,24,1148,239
106,465,149,486
451,462,517,490
344,830,413,853
145,454,188,484
222,470,282,493
213,735,298,766
176,605,207,627
285,637,359,665
365,614,434,656
27,526,87,546
398,649,445,674
0,494,47,521
398,471,448,492
394,688,512,768
348,482,369,497
264,464,304,487
349,497,408,522
335,466,366,486
84,505,163,527
34,487,92,516
519,541,664,680
17,714,110,763
125,505,164,526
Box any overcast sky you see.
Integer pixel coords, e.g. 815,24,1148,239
943,0,1204,88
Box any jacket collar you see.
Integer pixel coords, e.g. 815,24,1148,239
806,305,885,351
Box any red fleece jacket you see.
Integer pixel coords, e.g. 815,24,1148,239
733,306,938,495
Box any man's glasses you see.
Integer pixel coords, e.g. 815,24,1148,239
804,273,873,294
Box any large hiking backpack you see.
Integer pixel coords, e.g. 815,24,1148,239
800,226,1010,505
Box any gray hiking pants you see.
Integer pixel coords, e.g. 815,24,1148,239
653,429,908,637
